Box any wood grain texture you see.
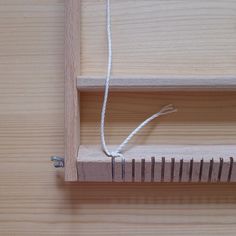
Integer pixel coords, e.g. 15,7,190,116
78,145,236,161
77,76,236,91
80,91,236,145
78,0,236,180
65,0,80,181
81,0,236,76
1,0,236,235
78,145,236,182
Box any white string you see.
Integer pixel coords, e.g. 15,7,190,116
101,0,177,159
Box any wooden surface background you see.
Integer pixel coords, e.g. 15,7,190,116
1,0,236,235
80,0,236,147
81,0,236,76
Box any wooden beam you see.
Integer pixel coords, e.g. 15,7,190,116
77,145,236,182
65,0,80,181
77,76,236,91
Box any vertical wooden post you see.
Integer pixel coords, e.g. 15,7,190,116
65,0,80,181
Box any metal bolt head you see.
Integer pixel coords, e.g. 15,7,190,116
51,156,64,168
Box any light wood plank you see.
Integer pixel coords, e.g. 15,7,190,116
81,91,236,145
78,145,236,161
77,145,236,182
81,0,236,76
77,76,236,91
65,0,80,181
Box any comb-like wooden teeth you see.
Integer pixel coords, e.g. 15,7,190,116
199,159,204,182
228,157,234,182
78,154,236,182
208,159,214,182
112,157,115,182
161,157,165,182
170,158,175,182
189,159,193,182
179,159,183,182
218,158,223,182
141,159,145,182
151,157,155,182
122,158,125,182
132,159,135,182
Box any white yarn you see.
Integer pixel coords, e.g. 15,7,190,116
101,0,177,159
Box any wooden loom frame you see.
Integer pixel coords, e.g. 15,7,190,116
65,0,236,182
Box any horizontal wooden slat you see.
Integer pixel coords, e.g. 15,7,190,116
77,76,236,91
77,145,236,182
78,144,236,160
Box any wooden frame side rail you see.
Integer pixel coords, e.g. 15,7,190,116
65,0,80,181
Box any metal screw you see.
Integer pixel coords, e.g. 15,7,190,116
51,156,64,168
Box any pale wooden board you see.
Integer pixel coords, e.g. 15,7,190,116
78,145,236,161
80,91,236,145
78,145,235,182
81,0,236,76
77,76,236,91
65,0,80,181
1,0,236,235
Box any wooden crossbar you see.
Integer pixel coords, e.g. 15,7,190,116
77,76,236,92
